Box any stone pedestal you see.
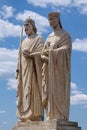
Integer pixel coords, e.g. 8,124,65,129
12,120,81,130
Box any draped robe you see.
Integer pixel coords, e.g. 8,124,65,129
16,34,44,121
42,29,72,120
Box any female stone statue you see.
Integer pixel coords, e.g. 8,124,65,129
41,12,72,121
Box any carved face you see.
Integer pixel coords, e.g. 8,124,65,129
48,17,59,29
24,22,34,36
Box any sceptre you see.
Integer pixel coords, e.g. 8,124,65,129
16,27,23,109
16,27,23,79
19,26,23,82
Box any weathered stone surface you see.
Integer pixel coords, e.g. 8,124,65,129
41,12,72,120
16,18,44,121
12,120,81,130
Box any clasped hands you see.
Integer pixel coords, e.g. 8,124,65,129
22,49,33,58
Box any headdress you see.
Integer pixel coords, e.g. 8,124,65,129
48,12,60,19
24,17,37,33
48,12,62,29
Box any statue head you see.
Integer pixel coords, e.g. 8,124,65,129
48,12,62,29
24,17,37,36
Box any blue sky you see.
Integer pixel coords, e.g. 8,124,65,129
0,0,87,130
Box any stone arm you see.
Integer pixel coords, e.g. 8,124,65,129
41,43,49,62
41,32,72,62
23,36,44,59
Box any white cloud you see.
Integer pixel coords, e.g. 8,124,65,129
26,0,87,14
0,19,21,40
7,78,17,90
70,82,87,106
0,6,22,40
0,48,18,78
71,93,87,105
16,10,49,34
72,0,87,14
72,38,87,52
80,5,87,14
0,5,15,19
72,0,87,7
27,0,71,8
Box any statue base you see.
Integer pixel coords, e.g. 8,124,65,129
12,120,81,130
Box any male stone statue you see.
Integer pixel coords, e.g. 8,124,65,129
16,18,44,122
41,12,72,121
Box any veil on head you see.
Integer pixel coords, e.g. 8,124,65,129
48,12,63,29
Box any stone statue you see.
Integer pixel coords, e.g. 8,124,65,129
16,18,44,121
13,13,81,130
41,12,72,121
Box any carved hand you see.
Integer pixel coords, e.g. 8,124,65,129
23,50,33,59
41,55,48,63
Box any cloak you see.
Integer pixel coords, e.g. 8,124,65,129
42,29,72,120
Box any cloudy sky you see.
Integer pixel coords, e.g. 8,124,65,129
0,0,87,130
